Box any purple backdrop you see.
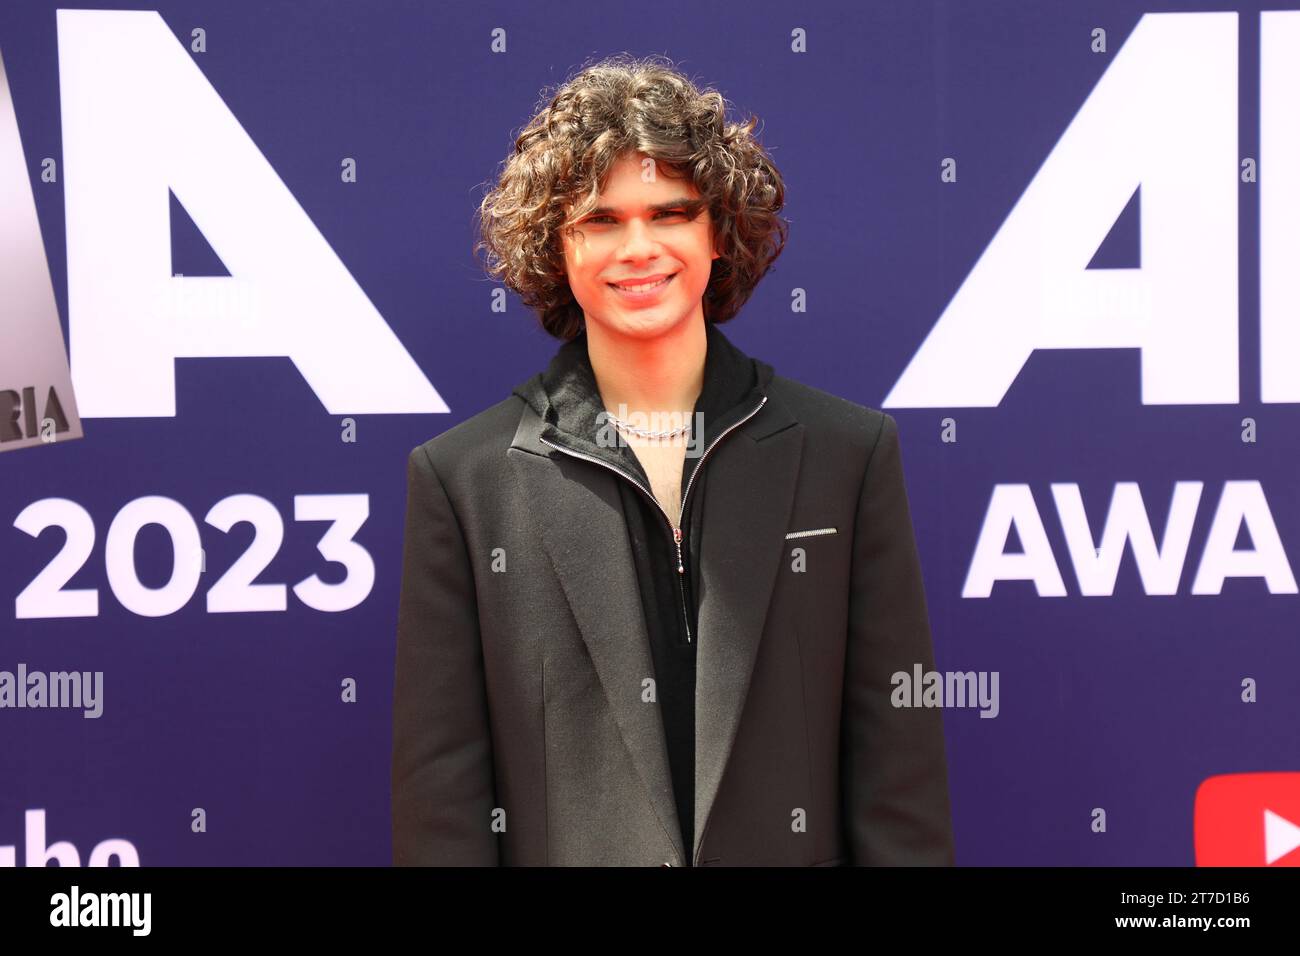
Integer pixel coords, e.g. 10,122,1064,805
2,0,1297,866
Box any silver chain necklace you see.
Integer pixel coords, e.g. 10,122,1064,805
605,409,694,440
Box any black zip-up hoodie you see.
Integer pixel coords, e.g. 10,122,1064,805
511,320,775,862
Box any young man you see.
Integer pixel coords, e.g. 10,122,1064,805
392,55,954,866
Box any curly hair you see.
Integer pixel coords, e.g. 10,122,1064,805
473,53,788,341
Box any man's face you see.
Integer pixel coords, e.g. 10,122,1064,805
560,153,719,340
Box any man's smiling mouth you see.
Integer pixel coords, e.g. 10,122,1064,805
608,273,676,294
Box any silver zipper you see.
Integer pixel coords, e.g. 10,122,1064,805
537,394,768,646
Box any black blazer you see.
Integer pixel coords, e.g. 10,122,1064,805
391,370,955,866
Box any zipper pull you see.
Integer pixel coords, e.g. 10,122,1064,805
673,527,684,574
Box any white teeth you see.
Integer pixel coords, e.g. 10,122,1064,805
613,276,670,293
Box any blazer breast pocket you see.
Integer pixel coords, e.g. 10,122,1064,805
784,527,838,540
781,526,848,642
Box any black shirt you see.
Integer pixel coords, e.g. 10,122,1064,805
512,320,774,863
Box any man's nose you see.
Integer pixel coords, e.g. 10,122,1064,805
618,217,659,257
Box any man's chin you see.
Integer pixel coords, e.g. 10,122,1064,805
586,309,701,343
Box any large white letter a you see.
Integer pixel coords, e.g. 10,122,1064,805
885,13,1238,408
57,10,447,417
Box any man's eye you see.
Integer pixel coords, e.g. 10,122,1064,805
586,210,689,225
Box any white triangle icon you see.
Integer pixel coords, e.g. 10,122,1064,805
1264,809,1300,864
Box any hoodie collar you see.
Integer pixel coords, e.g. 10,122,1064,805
511,321,774,493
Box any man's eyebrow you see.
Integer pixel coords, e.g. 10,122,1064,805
584,197,706,217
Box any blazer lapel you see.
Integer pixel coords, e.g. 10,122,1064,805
509,402,685,861
691,396,803,863
508,393,804,866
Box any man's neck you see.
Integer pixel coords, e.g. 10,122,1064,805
585,315,707,423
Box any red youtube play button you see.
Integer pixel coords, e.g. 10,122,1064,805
1195,773,1300,866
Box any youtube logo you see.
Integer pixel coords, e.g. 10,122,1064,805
1195,773,1300,866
